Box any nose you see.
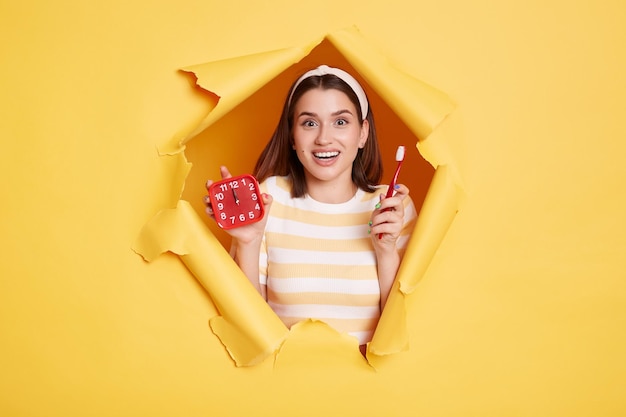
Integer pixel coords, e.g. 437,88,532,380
314,124,332,145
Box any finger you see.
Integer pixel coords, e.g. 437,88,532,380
203,195,214,215
389,196,405,216
220,165,233,179
378,192,408,214
261,193,273,211
372,224,400,240
376,195,399,212
372,210,402,228
374,193,386,210
392,183,410,198
371,213,403,236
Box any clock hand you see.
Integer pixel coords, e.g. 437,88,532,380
232,188,240,205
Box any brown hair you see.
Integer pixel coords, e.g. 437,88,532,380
254,71,383,198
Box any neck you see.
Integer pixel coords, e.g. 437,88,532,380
305,176,357,203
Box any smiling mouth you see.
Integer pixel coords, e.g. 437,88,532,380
314,151,340,160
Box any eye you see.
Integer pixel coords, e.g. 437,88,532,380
335,118,348,126
301,119,318,128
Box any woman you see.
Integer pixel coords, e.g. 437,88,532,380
205,65,417,346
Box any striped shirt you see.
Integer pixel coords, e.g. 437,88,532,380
259,176,416,345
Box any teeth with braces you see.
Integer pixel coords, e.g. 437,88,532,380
314,151,339,158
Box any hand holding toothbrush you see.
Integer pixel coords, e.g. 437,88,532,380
369,146,409,243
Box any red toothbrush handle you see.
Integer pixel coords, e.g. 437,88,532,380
378,162,402,239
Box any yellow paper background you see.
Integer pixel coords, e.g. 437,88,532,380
2,1,625,416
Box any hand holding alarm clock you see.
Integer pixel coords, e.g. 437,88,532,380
206,171,265,230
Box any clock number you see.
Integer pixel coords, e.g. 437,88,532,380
229,180,239,189
217,202,224,210
255,203,260,211
214,192,224,201
248,211,254,219
220,212,226,220
251,192,258,201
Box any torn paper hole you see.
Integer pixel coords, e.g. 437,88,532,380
133,26,463,367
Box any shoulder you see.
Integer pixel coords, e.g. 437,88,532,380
358,185,387,204
361,184,417,213
260,176,292,201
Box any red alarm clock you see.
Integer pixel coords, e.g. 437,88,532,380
207,174,265,230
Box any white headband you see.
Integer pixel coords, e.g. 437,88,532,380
288,65,369,120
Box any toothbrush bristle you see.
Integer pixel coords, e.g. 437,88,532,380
395,146,406,161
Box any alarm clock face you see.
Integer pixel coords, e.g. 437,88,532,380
208,174,265,230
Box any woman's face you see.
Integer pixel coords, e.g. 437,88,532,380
291,88,369,188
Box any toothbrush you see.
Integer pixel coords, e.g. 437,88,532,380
379,145,406,239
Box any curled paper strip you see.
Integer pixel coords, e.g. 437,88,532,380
133,201,288,366
369,164,462,355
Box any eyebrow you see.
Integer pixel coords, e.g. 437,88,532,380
296,109,354,118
